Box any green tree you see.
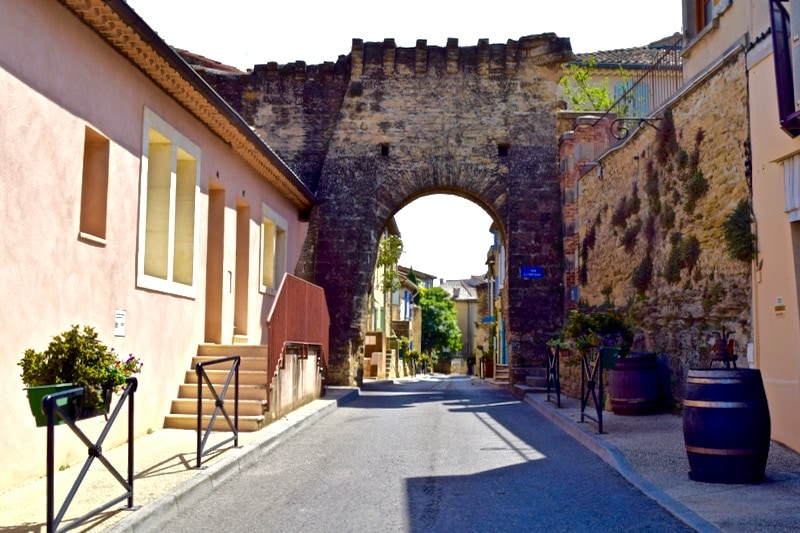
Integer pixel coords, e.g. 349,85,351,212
560,57,614,112
377,234,403,293
418,286,462,357
559,57,631,115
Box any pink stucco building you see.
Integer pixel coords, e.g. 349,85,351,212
1,0,319,489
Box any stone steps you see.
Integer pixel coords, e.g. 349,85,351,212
170,398,266,417
494,364,510,383
163,413,264,432
164,344,270,432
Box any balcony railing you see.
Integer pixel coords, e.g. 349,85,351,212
590,42,684,159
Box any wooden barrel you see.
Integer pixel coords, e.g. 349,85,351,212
683,369,771,483
608,353,661,415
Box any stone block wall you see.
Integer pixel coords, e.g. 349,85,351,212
559,49,752,407
199,35,574,384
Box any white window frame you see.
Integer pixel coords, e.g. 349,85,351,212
136,108,201,298
260,203,288,294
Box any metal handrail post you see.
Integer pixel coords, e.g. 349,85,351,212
196,361,204,469
194,356,240,468
43,379,136,533
127,378,136,508
234,361,239,448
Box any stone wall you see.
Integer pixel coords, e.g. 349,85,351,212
559,49,752,407
199,35,574,384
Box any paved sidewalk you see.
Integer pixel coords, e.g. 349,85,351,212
3,379,800,532
525,389,800,532
0,387,359,533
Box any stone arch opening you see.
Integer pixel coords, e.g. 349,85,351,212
198,33,573,385
389,189,506,249
366,191,499,378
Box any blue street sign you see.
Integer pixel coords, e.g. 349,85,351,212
520,266,543,279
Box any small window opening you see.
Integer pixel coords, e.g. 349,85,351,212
380,143,390,157
79,127,110,243
498,144,510,157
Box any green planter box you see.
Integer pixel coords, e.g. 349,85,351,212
600,346,621,370
24,383,76,427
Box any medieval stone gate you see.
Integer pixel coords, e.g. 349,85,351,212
200,33,574,384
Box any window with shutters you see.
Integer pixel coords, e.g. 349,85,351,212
771,0,800,136
684,0,732,42
614,80,650,117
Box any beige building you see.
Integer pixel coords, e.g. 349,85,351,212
747,0,800,452
1,0,319,489
440,278,482,373
682,0,800,455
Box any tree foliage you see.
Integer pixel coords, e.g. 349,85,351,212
376,234,403,292
560,57,615,112
418,287,462,357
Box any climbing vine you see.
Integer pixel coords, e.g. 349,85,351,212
723,199,756,263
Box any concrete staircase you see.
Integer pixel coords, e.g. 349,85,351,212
512,367,549,398
492,363,510,385
163,344,270,432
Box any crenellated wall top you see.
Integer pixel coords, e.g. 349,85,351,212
250,33,573,83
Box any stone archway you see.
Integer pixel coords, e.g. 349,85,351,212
199,33,573,384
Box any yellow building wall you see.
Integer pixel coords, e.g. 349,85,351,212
748,40,800,452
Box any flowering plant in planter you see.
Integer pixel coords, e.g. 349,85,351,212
562,307,634,357
18,325,142,418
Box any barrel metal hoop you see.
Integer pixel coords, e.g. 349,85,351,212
685,445,759,456
686,377,747,384
684,399,752,408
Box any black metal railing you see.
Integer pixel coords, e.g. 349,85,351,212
590,42,684,158
43,377,137,533
546,345,562,408
195,355,239,468
580,349,605,434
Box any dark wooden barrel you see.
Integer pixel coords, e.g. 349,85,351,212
683,369,771,483
608,352,661,415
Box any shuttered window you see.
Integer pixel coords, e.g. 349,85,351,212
782,153,800,221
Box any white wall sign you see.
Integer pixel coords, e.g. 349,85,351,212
114,309,127,337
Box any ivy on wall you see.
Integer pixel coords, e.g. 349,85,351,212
723,199,756,263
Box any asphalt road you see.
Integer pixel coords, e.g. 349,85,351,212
161,375,693,532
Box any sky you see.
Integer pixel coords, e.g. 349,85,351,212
126,0,683,281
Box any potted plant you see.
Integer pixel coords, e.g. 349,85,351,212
18,325,142,426
562,307,660,415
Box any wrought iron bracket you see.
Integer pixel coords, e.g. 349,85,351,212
610,117,663,140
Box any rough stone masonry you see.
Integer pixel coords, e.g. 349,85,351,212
197,34,574,384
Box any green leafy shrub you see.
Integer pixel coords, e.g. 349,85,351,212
661,203,676,231
621,220,641,253
611,195,629,227
663,234,702,284
562,307,635,356
631,254,653,294
723,199,756,263
655,109,679,165
18,325,142,411
683,168,709,213
644,161,660,212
